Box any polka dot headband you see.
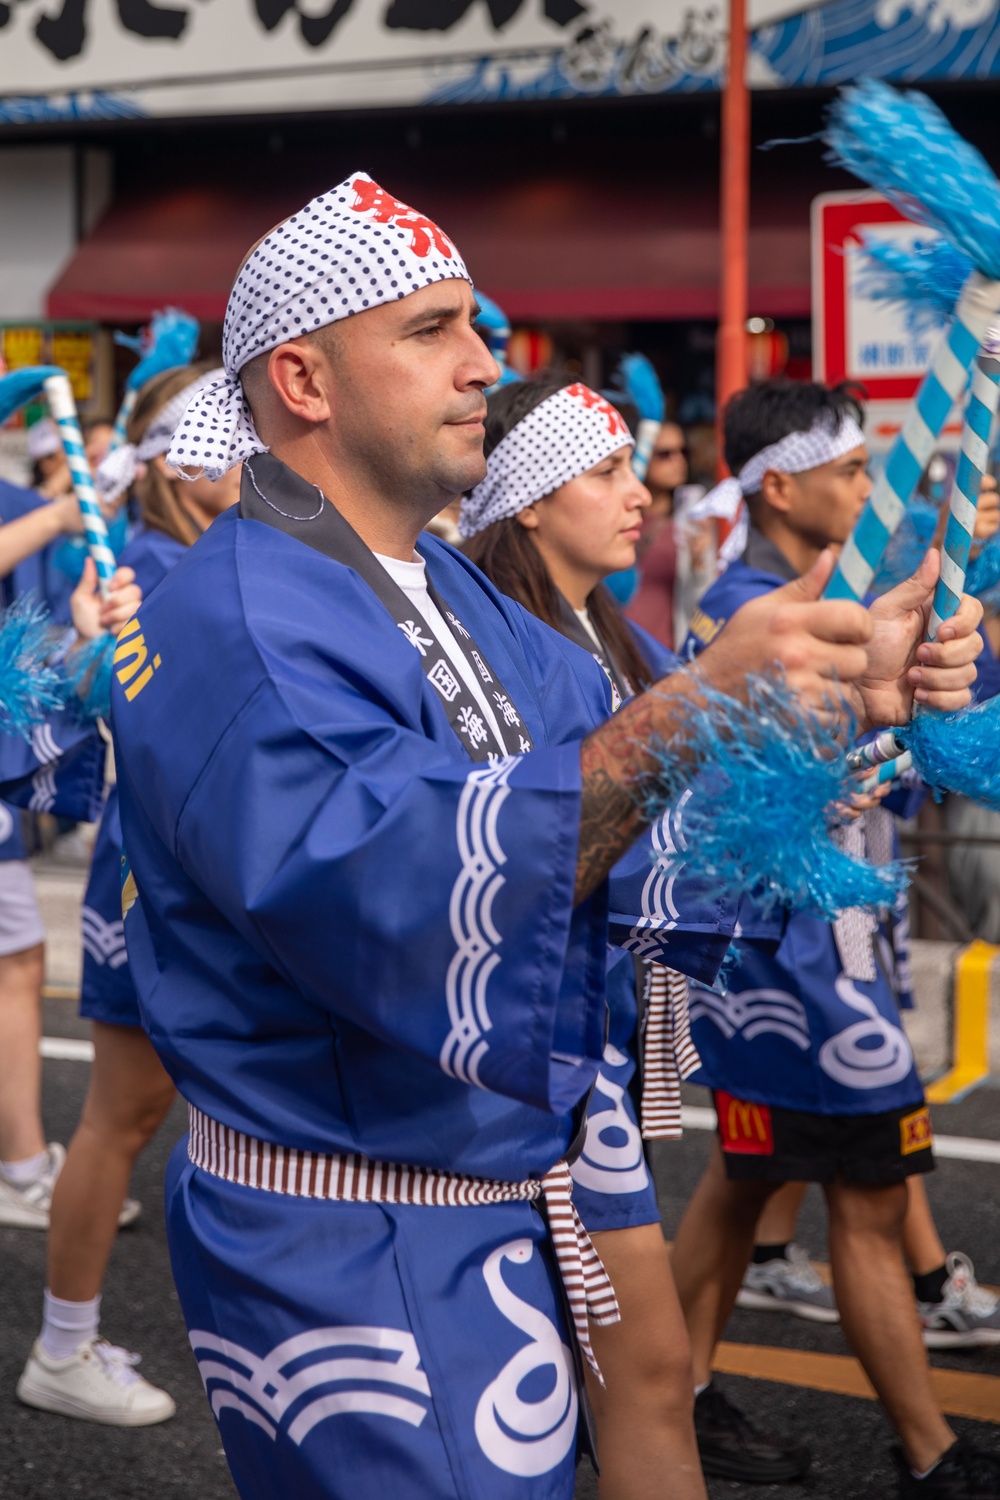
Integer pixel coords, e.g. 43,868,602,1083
459,383,633,538
167,172,471,481
95,368,223,503
693,412,868,551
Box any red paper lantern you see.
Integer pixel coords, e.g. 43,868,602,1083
507,327,555,376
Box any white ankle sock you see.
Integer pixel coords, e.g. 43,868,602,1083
40,1290,101,1362
694,1380,712,1397
1,1148,50,1185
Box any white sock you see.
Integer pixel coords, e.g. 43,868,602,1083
1,1148,50,1185
694,1380,712,1397
39,1290,101,1362
910,1456,945,1481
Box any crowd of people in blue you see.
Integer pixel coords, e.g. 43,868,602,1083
1,130,1000,1500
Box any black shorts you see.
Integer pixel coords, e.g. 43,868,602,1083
713,1090,935,1185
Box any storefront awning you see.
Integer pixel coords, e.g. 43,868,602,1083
47,176,812,325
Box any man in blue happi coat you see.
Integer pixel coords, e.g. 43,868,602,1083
110,181,983,1500
674,378,999,1500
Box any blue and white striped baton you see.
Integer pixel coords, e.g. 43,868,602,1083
43,372,116,599
826,272,1000,604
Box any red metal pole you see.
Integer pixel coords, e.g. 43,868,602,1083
716,0,750,483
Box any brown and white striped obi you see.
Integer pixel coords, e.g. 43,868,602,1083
640,965,702,1140
187,1104,620,1385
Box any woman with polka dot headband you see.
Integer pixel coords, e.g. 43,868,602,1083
462,374,714,1500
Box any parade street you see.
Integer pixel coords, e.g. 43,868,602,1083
2,864,997,1500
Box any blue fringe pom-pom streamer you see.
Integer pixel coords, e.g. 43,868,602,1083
60,633,115,722
614,353,666,424
966,531,1000,598
900,699,1000,810
825,81,1000,281
0,366,63,427
639,674,908,920
0,595,65,738
856,235,971,335
117,308,200,393
872,496,939,591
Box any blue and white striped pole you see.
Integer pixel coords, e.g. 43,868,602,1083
826,272,1000,604
109,386,137,453
43,373,116,599
632,419,661,483
928,339,1000,638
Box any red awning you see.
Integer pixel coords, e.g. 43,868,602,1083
48,176,811,324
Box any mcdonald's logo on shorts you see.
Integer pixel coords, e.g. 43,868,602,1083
716,1091,774,1155
900,1107,933,1156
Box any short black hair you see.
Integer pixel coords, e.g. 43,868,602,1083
723,379,866,479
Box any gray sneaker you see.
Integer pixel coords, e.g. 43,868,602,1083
0,1145,140,1231
737,1243,840,1323
920,1252,1000,1349
0,1144,66,1228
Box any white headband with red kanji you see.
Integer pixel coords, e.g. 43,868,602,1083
167,172,472,481
459,383,633,538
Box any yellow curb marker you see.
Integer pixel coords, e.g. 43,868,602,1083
714,1342,1000,1424
926,939,998,1104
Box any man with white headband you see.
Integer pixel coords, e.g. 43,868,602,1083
673,379,999,1498
109,179,980,1500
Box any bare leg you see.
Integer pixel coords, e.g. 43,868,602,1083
0,944,46,1162
753,1182,808,1247
47,1022,175,1303
586,1223,707,1500
825,1177,954,1473
671,1141,775,1385
902,1175,947,1277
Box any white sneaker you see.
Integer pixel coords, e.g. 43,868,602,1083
737,1243,840,1323
920,1252,1000,1349
0,1145,141,1230
0,1144,65,1228
17,1338,176,1426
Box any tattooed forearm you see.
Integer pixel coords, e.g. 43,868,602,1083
574,765,642,905
574,672,700,905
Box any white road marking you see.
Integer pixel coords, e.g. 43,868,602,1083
40,1037,95,1062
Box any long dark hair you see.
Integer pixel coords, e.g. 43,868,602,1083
463,374,655,692
129,362,218,547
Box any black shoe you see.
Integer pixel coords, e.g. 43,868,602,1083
694,1381,811,1484
894,1438,1000,1498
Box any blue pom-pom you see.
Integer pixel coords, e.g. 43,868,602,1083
966,531,1000,598
640,674,908,920
872,496,939,591
119,308,200,393
826,81,1000,281
901,699,1000,810
0,366,64,428
856,235,971,335
0,595,65,738
60,633,115,723
614,353,665,424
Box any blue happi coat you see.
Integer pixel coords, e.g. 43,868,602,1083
112,475,739,1500
80,525,186,1025
682,529,929,1116
0,479,88,862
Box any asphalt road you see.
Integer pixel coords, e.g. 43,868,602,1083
2,997,998,1500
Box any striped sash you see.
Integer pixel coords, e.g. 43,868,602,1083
187,1105,619,1385
641,965,702,1140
